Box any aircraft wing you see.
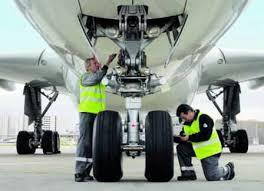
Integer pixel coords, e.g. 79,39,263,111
198,47,264,92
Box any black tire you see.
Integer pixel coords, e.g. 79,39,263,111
216,129,225,148
145,111,174,182
93,110,123,182
28,132,36,154
42,130,55,154
229,129,248,153
53,131,61,154
16,131,36,154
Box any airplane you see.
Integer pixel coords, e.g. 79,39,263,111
0,0,263,182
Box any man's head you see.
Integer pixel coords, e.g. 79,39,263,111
176,104,195,122
85,55,101,73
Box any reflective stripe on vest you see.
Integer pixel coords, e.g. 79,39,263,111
183,112,222,160
78,74,106,114
79,97,106,104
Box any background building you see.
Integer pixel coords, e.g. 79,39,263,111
0,113,78,143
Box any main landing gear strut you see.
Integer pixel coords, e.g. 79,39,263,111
206,79,248,153
16,83,61,155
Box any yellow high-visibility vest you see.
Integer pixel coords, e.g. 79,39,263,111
183,112,222,160
78,73,106,114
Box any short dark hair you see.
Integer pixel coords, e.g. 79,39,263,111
176,104,194,117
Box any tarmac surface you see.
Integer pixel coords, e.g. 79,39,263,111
0,145,263,191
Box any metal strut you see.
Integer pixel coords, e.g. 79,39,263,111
34,86,58,146
40,86,59,118
206,79,241,144
24,84,59,147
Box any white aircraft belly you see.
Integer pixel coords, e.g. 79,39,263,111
15,0,247,64
14,0,248,111
15,0,93,61
79,0,186,18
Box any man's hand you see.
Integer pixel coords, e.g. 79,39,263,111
106,53,117,66
173,135,182,143
179,135,189,142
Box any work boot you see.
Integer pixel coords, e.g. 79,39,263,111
74,173,94,182
223,162,235,180
177,174,197,181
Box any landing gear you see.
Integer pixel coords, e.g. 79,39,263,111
53,131,61,154
229,129,248,153
16,131,36,154
41,130,61,154
16,83,60,155
80,4,179,181
206,79,248,153
145,111,174,182
93,110,123,182
92,98,174,182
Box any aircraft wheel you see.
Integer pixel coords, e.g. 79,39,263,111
145,110,174,182
229,129,248,153
93,110,123,182
42,130,55,154
17,131,36,154
53,131,61,154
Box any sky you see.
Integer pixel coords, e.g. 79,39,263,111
0,0,264,122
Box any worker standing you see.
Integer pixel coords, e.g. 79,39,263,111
174,104,235,181
74,53,117,182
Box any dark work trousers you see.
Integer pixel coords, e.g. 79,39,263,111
176,142,228,181
75,112,97,174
